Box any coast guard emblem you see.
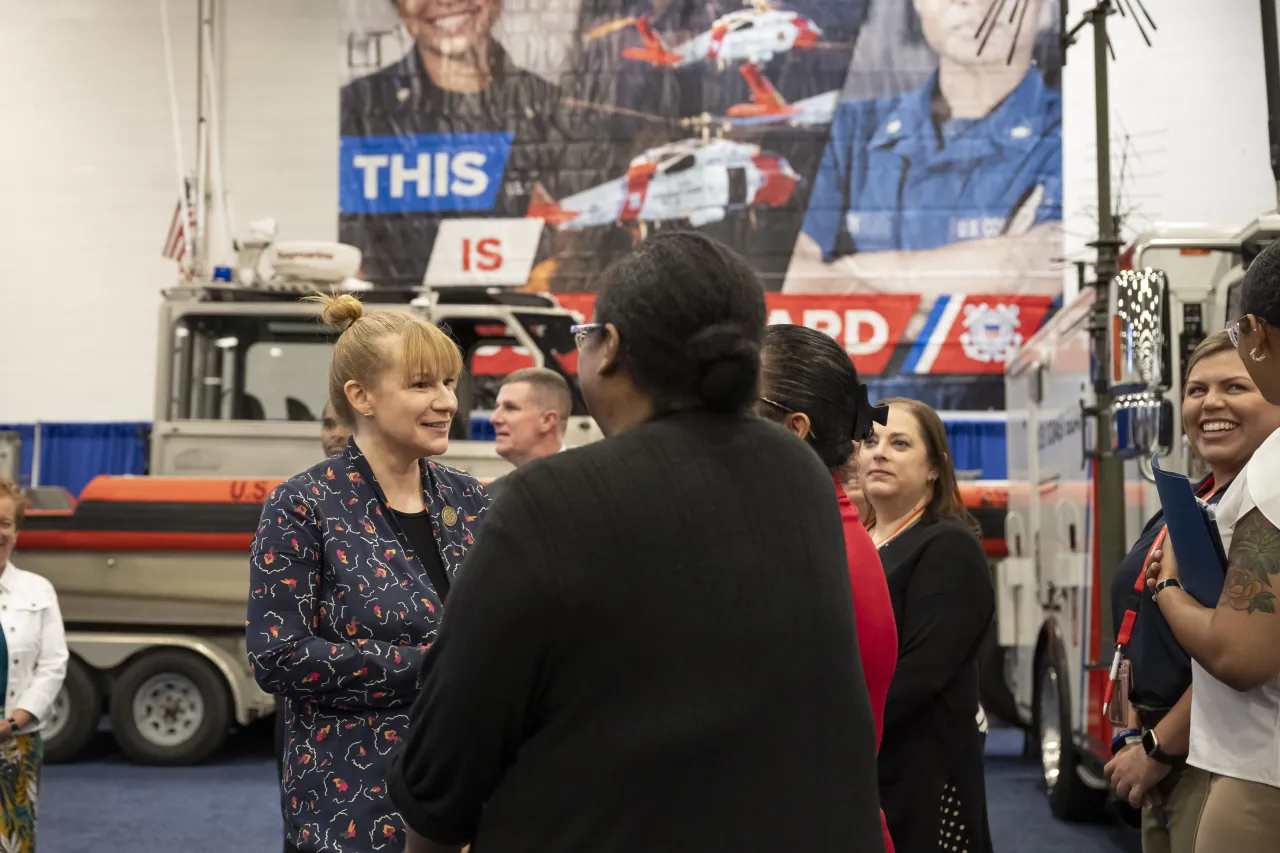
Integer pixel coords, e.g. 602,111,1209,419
960,302,1023,364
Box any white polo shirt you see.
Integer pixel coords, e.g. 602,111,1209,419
1188,426,1280,788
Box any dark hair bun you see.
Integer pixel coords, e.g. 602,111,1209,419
690,323,761,412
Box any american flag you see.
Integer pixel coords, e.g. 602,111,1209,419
162,179,197,262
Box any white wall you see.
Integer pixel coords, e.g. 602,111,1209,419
1060,0,1276,274
1,0,1277,422
0,0,336,423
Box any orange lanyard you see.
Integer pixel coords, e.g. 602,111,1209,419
871,506,926,550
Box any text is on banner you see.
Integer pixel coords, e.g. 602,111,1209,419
424,219,547,287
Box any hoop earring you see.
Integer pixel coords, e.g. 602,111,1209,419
1252,347,1268,363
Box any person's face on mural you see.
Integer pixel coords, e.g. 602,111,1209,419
396,0,502,59
914,0,1044,70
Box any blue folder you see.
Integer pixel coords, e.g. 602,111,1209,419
1150,455,1229,608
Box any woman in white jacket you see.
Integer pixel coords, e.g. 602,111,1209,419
0,478,69,853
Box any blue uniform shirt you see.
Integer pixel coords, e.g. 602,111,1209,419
802,66,1062,259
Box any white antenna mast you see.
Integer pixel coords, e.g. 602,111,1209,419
199,0,237,267
159,0,196,274
194,0,210,278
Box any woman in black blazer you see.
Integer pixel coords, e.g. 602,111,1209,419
859,397,994,853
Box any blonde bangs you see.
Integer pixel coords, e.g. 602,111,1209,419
399,319,464,385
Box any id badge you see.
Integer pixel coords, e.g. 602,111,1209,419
1109,658,1133,727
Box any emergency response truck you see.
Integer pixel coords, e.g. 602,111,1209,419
991,215,1280,819
14,233,599,766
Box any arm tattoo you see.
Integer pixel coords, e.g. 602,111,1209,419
1219,507,1280,615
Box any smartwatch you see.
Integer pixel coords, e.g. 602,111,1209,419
1142,728,1178,765
1154,578,1183,599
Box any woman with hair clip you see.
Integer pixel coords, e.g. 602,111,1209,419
859,398,994,853
1102,330,1280,853
246,293,489,853
1145,240,1280,850
758,323,898,852
387,232,885,853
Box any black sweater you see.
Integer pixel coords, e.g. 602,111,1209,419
877,517,994,853
388,410,885,852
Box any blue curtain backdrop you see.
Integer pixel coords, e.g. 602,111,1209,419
5,417,1008,493
0,423,149,497
942,416,1008,480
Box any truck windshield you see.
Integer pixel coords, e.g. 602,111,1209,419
1226,279,1243,324
166,311,583,428
167,314,333,422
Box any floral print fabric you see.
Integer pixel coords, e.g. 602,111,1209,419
247,440,488,852
0,734,41,853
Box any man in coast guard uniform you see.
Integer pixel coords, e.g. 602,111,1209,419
784,0,1061,296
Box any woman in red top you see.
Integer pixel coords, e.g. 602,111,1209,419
759,324,898,851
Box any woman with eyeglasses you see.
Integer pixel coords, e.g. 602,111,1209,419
1100,331,1280,853
757,323,899,853
858,398,994,853
387,232,886,853
1146,240,1280,849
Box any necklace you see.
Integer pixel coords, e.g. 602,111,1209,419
871,504,927,549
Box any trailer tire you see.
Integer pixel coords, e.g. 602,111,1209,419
43,656,101,764
1034,651,1108,822
109,650,230,766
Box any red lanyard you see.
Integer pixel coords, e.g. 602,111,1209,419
1102,476,1216,715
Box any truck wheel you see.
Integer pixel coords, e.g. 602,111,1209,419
43,656,101,764
1034,652,1108,821
978,624,1022,729
109,650,231,766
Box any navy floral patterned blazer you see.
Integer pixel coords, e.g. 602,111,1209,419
246,439,489,853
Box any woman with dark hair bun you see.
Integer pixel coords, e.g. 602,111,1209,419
389,232,886,853
759,323,898,852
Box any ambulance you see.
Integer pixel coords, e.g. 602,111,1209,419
990,215,1280,818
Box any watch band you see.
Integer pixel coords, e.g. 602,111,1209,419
1154,578,1183,599
1143,728,1180,765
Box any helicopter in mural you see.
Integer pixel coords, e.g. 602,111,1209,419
725,63,839,126
527,107,803,235
585,0,823,71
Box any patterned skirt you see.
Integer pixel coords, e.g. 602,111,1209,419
0,735,42,853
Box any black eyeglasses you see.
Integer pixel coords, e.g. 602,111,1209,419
570,323,603,349
758,395,819,441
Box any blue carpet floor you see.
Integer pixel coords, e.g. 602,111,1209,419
38,724,1138,852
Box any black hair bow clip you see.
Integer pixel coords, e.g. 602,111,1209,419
852,384,888,443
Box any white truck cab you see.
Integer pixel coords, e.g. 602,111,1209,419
15,236,600,766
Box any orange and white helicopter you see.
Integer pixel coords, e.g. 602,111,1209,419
586,0,822,71
527,108,801,233
724,63,840,127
